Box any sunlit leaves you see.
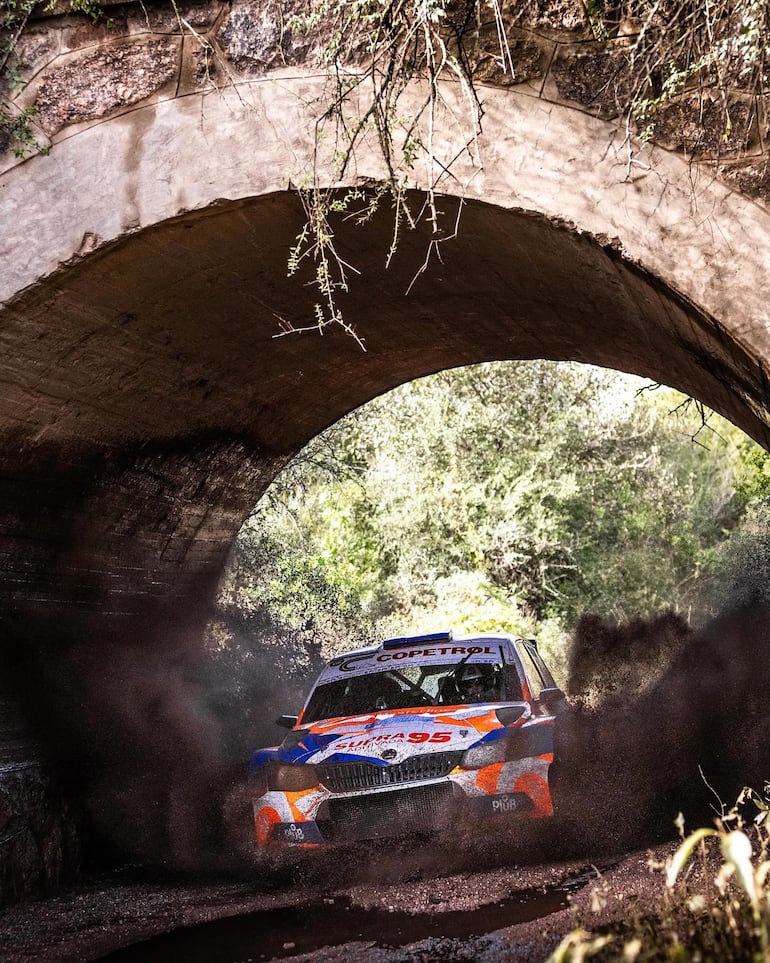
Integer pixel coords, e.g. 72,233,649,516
226,361,758,658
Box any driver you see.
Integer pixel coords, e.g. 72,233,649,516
456,664,495,704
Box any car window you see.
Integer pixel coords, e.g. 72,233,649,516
515,641,547,699
301,660,521,723
526,642,557,689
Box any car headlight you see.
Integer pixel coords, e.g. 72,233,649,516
460,729,531,769
460,740,508,769
268,762,319,792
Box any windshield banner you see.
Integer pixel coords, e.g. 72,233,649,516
317,642,507,682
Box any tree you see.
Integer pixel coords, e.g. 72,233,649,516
221,360,753,675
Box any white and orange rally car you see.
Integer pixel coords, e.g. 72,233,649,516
249,631,564,847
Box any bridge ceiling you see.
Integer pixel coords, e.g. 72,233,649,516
0,187,768,649
2,189,769,454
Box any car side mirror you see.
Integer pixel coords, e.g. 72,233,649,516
276,714,299,729
539,687,566,713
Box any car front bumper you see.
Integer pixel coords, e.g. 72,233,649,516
253,755,553,847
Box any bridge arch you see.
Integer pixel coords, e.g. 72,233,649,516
2,33,770,899
2,76,770,655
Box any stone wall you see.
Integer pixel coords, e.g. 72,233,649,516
0,690,82,907
0,763,82,907
3,0,770,205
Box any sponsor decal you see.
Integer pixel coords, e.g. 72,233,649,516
381,749,397,760
271,821,325,844
467,793,535,817
374,645,495,664
333,731,453,751
408,731,451,744
491,794,521,813
325,644,503,678
305,706,505,746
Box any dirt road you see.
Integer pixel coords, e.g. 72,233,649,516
0,838,675,963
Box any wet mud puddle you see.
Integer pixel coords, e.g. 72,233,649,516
98,866,599,963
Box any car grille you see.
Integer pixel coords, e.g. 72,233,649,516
318,751,462,793
323,783,456,840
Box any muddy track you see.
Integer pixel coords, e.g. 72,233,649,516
0,841,675,963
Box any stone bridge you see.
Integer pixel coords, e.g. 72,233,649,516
2,0,770,899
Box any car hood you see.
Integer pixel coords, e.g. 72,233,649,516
275,704,530,766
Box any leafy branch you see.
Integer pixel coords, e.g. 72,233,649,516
1,0,101,157
278,0,508,346
0,0,41,156
613,0,769,164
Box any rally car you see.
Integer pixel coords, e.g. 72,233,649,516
249,631,564,847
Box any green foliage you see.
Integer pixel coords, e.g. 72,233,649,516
0,0,37,34
735,443,770,505
1,0,35,151
69,0,102,18
1,0,41,156
0,102,41,157
606,0,770,146
225,362,754,660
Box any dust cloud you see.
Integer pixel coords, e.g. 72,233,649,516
547,507,770,856
551,602,770,856
8,512,770,884
2,599,324,876
16,601,770,882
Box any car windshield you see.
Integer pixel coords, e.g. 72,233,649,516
302,661,521,723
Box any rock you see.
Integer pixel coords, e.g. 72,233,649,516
34,38,179,135
0,762,82,908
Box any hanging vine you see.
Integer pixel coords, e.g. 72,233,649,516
272,0,770,345
271,0,512,346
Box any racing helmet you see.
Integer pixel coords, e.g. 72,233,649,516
456,664,486,696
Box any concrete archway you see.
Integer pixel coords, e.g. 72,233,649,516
2,76,770,657
3,66,770,896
